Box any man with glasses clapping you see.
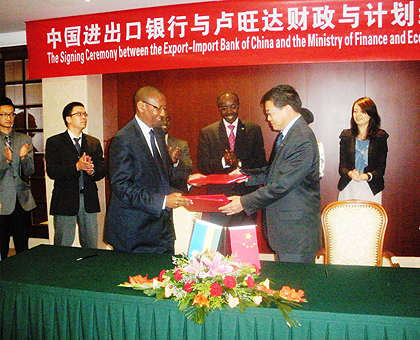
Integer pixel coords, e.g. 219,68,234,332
45,102,106,249
0,97,36,259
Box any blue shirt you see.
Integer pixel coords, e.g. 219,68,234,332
355,138,369,173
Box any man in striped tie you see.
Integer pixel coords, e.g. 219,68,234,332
197,92,267,230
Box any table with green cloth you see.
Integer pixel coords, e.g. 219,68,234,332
1,245,419,340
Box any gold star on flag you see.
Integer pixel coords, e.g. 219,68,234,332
245,233,252,240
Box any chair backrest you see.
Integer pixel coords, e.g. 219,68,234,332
321,199,388,266
173,207,202,255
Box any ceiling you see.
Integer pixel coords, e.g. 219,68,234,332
1,0,210,34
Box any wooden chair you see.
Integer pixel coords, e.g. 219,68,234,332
173,207,202,255
320,199,399,266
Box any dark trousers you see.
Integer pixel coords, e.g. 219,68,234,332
0,200,31,259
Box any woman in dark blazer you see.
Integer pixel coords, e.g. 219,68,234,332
338,97,388,204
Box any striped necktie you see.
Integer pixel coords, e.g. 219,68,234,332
268,132,284,165
274,132,284,152
73,137,81,155
228,125,235,151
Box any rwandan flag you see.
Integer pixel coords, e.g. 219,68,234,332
188,219,223,257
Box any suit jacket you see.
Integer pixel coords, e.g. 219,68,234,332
241,117,321,254
45,131,106,216
338,129,388,195
167,134,193,193
104,119,189,254
0,131,36,215
197,119,267,197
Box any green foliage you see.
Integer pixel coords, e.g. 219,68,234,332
119,250,306,326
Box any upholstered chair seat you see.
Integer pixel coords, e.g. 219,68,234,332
321,199,398,266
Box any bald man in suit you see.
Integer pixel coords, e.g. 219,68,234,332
104,86,202,254
197,92,267,227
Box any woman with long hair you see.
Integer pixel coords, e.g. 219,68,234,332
338,97,389,204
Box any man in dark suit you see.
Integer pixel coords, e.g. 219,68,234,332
0,97,36,259
45,102,106,248
104,86,202,254
197,92,267,227
160,110,193,193
220,85,321,263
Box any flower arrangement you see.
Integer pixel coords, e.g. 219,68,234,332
119,250,306,326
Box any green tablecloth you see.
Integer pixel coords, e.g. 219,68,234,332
1,245,419,339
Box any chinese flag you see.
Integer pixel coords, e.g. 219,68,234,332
229,225,261,269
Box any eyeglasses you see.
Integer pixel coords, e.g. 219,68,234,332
0,112,16,118
142,100,167,112
265,107,282,116
219,104,238,111
69,112,88,117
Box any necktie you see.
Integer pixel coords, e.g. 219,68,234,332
228,125,235,151
73,137,81,155
274,132,284,152
149,130,171,194
4,135,13,165
268,132,284,165
149,130,163,164
73,137,84,191
5,135,12,151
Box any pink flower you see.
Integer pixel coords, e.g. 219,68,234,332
174,269,183,281
183,256,205,275
184,281,195,292
209,282,223,297
245,275,255,288
201,252,234,278
224,276,236,289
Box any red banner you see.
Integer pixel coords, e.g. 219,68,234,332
26,0,420,79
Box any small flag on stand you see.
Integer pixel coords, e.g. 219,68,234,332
188,219,223,257
229,225,261,269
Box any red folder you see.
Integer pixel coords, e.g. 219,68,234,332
184,194,230,212
187,173,249,185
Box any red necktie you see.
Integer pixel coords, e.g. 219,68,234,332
228,125,235,151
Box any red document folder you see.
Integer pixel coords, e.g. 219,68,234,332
187,173,249,185
184,194,230,212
